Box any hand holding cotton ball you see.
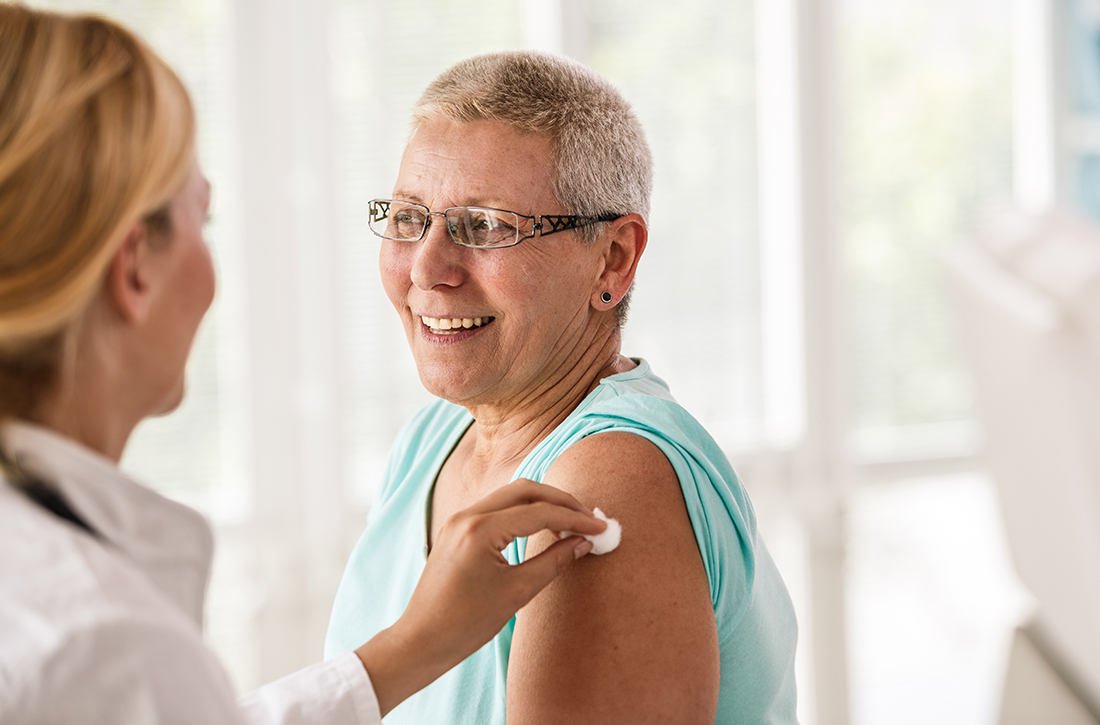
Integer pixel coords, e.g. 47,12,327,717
562,507,621,555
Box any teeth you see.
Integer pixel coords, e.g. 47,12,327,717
421,316,491,331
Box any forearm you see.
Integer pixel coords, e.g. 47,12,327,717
353,619,455,718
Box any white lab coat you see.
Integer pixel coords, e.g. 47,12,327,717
0,421,382,724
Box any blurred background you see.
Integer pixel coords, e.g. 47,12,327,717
22,0,1100,723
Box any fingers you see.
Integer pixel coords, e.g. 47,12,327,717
440,501,606,555
481,500,607,547
508,536,595,608
446,480,606,553
462,478,592,516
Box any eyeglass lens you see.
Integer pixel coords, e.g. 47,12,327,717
369,200,526,248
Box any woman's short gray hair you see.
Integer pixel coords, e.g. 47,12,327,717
411,51,653,325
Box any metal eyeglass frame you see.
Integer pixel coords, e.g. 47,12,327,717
367,198,620,249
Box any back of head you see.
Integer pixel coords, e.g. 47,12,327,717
412,50,653,227
0,4,194,421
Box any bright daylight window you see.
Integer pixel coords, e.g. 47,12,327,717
842,0,1010,462
839,2,1020,724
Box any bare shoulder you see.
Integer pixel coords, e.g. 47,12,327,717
541,431,690,540
506,431,720,724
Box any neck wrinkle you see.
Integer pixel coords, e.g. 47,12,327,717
464,331,624,473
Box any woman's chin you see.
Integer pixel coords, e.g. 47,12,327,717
417,374,461,403
415,367,489,406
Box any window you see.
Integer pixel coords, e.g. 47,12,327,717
841,0,1011,462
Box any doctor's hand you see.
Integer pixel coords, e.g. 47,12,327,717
354,479,607,717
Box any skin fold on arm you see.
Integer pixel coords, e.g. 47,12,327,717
506,431,721,724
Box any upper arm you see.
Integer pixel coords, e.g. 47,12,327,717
506,431,719,724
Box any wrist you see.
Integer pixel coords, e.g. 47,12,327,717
354,617,450,717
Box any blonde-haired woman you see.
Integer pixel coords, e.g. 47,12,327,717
0,6,605,724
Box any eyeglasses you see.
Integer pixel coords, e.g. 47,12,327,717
367,198,619,249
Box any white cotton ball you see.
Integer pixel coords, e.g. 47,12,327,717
587,508,622,554
562,507,621,555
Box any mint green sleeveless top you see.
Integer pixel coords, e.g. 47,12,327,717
325,360,798,723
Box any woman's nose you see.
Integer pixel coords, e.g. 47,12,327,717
409,217,465,291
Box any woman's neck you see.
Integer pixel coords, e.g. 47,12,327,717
32,325,142,465
462,333,635,472
33,386,136,465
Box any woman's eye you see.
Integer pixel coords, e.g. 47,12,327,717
475,214,514,233
394,210,425,225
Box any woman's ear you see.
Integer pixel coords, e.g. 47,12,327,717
105,221,156,324
593,214,647,310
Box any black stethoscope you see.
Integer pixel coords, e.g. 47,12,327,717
2,447,98,537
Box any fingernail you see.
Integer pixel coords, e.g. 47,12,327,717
574,539,594,559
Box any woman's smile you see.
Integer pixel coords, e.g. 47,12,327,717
416,314,497,345
419,315,495,333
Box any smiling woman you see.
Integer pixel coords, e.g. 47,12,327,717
324,50,799,725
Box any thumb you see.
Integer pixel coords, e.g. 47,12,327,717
510,536,593,607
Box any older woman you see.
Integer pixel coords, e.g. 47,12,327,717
324,51,799,724
0,8,606,724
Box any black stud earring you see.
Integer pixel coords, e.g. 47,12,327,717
601,292,613,304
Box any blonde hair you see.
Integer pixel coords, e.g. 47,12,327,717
412,51,653,326
0,4,195,420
